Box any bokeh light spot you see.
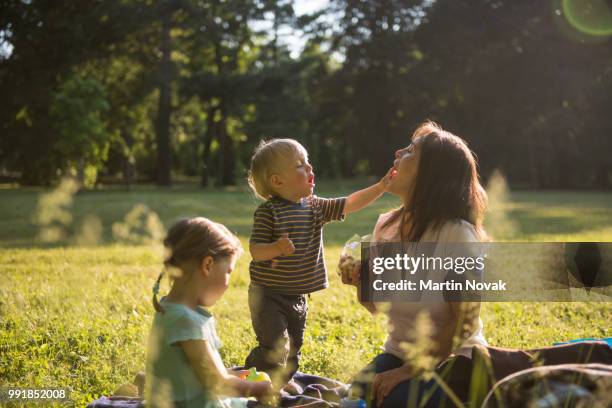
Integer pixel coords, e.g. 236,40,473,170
562,0,612,36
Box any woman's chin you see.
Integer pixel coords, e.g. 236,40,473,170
386,183,402,196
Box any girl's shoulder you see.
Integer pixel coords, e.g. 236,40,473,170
153,301,221,347
158,301,214,326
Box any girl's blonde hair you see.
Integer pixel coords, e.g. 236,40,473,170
152,217,242,313
248,138,308,200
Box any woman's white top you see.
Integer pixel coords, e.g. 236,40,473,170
371,211,488,359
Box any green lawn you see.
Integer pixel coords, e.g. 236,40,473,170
0,181,611,406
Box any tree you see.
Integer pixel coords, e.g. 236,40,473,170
154,1,177,186
49,74,110,186
0,0,146,184
181,0,281,186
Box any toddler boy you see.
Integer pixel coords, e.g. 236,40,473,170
245,138,390,384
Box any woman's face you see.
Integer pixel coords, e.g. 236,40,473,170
387,141,421,198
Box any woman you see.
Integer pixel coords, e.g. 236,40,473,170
345,121,488,407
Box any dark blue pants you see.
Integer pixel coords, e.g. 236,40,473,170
244,285,308,383
352,353,465,408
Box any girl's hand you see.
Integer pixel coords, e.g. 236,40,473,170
372,365,412,407
228,369,249,379
250,381,275,401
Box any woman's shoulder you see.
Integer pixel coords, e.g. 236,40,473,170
373,210,401,241
375,210,396,226
430,219,481,242
373,213,482,242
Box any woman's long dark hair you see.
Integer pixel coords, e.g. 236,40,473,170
382,121,487,241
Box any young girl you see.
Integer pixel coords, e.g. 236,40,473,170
145,217,272,408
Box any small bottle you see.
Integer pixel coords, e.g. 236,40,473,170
339,397,366,408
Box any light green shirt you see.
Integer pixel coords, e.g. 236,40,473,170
145,299,248,408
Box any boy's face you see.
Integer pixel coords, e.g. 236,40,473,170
271,151,315,202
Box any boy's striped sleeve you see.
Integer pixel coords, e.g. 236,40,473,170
249,203,274,243
313,196,346,224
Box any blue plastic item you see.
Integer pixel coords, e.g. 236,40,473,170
339,397,367,408
553,337,612,347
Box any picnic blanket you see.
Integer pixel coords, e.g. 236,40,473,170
87,396,144,408
475,340,612,383
266,371,348,407
88,341,611,407
481,363,612,407
466,341,612,407
86,372,348,408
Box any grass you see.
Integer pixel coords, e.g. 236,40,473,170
0,180,611,407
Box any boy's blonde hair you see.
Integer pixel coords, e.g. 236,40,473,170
248,138,308,200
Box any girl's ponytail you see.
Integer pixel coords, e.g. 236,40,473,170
152,269,165,313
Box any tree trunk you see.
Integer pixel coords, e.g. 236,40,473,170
215,101,235,186
76,158,85,188
201,106,216,187
527,134,540,189
595,164,611,190
122,130,134,190
155,13,172,186
272,7,279,64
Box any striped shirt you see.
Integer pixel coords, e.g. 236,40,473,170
249,195,346,294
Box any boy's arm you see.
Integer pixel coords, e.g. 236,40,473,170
344,167,393,214
180,339,272,399
250,242,282,262
250,233,295,261
250,203,295,262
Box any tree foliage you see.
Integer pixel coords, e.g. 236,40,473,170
0,0,610,188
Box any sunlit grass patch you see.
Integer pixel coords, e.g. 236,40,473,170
0,184,611,406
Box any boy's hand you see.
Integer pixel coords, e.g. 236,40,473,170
275,233,295,256
378,166,395,192
345,171,391,214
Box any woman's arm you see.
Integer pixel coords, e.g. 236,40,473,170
342,263,378,314
356,280,378,315
371,303,473,407
358,293,378,314
180,339,272,399
437,301,481,358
